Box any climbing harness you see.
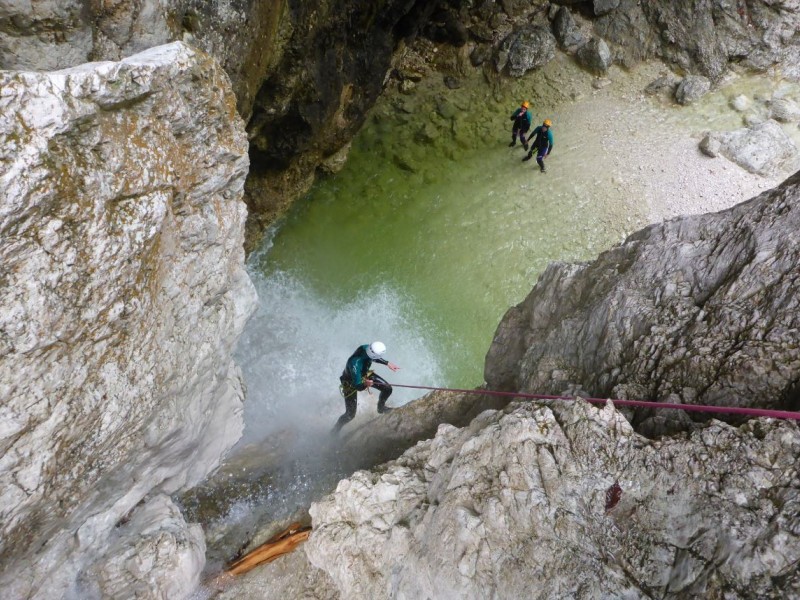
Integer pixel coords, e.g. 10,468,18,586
340,370,375,396
389,383,800,421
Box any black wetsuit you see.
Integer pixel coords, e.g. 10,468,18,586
333,345,393,432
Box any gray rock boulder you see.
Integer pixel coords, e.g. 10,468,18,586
593,0,620,17
552,7,586,51
0,42,256,598
675,75,711,105
307,400,800,598
575,36,612,75
644,72,681,97
496,25,556,77
485,170,800,434
708,120,797,175
698,133,722,157
770,97,800,123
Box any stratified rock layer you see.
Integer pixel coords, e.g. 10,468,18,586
0,42,256,598
307,400,800,599
485,170,800,433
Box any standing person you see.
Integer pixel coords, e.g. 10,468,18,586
332,341,400,433
509,101,532,149
523,119,554,172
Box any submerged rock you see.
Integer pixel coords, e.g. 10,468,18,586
675,75,711,105
644,72,681,97
770,97,800,123
307,400,800,598
0,42,256,598
730,94,751,112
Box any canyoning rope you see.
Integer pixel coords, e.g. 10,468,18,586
389,383,800,421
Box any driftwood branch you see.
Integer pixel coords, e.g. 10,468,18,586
224,523,312,576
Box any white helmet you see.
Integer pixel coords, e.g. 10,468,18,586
367,341,386,360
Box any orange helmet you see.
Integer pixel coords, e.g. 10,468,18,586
543,119,552,126
521,101,530,108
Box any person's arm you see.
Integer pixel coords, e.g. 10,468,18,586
510,108,519,121
547,130,554,153
373,357,400,372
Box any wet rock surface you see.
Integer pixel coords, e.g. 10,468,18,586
675,74,711,105
0,42,255,598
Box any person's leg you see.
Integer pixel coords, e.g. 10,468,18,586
521,129,529,150
332,386,358,433
509,127,518,146
370,374,394,413
537,148,548,171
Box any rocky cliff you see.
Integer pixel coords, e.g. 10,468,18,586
306,399,800,598
486,169,800,435
0,42,256,598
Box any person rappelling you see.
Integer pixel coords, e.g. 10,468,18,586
332,341,400,434
509,101,533,149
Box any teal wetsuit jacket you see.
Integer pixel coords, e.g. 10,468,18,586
511,108,532,131
530,126,554,153
342,345,389,389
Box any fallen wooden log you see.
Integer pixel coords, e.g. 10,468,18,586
224,523,312,576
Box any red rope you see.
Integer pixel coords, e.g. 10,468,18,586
390,383,800,421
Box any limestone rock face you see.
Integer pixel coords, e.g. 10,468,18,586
88,495,205,599
0,42,256,598
0,1,174,70
595,0,800,80
307,400,800,598
485,170,800,434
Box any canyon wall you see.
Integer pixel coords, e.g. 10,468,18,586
0,42,256,598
